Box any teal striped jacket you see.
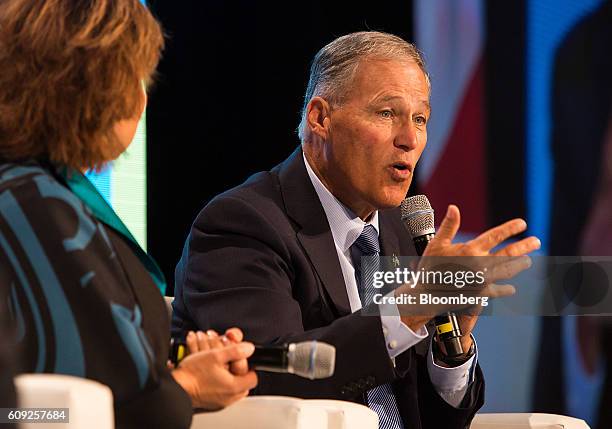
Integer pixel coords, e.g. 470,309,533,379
0,161,191,428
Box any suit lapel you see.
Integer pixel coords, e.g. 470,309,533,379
379,208,417,299
380,208,417,258
379,210,402,258
277,147,352,316
378,210,403,298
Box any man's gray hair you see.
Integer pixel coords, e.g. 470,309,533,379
298,31,429,141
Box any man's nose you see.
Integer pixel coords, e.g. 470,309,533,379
394,120,419,151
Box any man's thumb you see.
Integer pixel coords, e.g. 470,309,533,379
435,205,461,243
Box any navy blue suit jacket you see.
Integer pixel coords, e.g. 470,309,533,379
173,147,484,428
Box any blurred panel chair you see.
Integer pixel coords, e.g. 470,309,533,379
14,374,114,429
13,374,592,429
190,396,378,429
191,397,592,429
470,413,590,429
164,296,174,320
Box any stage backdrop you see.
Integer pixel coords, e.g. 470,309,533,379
85,113,147,250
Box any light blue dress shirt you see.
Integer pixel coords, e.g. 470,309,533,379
303,152,477,407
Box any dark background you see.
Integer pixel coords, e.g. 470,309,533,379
146,0,525,295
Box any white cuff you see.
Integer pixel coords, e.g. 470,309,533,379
379,300,428,359
427,335,478,407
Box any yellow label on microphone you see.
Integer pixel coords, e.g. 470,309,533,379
437,323,454,334
177,345,185,362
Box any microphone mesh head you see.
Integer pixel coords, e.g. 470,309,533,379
289,341,336,379
400,195,435,238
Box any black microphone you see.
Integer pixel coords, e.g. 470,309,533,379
250,341,336,380
169,337,336,380
400,195,464,357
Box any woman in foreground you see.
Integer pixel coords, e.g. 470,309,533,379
0,1,256,427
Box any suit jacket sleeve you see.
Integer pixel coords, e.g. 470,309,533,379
395,337,485,427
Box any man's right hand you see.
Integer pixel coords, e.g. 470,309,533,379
397,204,541,334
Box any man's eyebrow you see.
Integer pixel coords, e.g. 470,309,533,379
372,96,431,113
373,95,403,103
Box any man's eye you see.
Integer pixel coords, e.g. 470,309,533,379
378,110,394,119
414,116,427,125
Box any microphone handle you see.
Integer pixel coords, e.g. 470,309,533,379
249,344,289,372
413,233,434,256
434,313,464,356
414,232,464,357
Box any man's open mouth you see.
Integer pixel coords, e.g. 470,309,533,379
392,162,411,171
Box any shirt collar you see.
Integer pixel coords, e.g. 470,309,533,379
303,151,379,252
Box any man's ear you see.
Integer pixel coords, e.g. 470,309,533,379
306,97,332,140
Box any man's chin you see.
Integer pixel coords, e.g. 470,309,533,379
377,188,411,209
374,196,407,210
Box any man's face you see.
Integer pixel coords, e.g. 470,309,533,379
318,58,430,219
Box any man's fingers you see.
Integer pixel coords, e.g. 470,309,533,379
486,255,532,282
493,236,541,257
433,205,461,244
483,283,516,299
458,304,484,318
472,219,527,252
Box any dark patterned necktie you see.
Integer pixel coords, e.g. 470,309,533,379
350,225,405,429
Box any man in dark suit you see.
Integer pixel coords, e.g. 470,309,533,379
173,32,540,428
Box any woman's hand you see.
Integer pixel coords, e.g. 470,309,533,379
172,328,257,410
185,328,248,376
185,328,243,353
